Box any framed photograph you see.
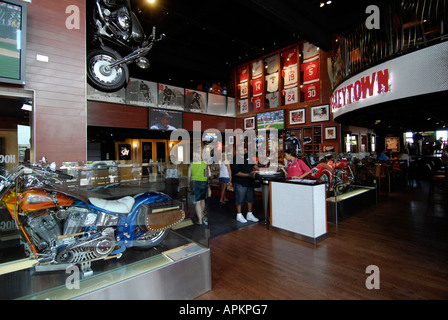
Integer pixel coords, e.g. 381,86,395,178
311,104,329,122
158,83,185,110
325,127,337,140
244,117,255,130
290,108,305,125
385,137,400,152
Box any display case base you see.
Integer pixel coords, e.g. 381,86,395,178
326,187,377,224
75,248,211,300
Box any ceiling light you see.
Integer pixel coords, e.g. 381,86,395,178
326,1,332,4
320,2,325,7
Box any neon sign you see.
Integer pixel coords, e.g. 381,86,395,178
331,68,390,111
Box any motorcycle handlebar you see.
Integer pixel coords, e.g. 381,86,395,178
55,170,74,180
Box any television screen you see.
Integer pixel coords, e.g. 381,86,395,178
0,0,27,85
149,108,183,131
256,109,285,130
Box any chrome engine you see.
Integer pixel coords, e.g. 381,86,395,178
27,207,118,264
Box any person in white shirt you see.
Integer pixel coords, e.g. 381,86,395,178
219,153,232,205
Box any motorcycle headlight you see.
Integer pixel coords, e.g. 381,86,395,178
117,12,131,30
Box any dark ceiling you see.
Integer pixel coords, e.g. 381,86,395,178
128,0,377,88
2,0,446,135
125,0,447,132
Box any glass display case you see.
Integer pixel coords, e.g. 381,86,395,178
0,162,210,300
322,153,378,224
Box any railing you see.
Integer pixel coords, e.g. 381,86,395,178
329,0,447,88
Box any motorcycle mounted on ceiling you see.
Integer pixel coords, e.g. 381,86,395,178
87,0,165,92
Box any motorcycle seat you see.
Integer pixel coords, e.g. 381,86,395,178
89,196,135,214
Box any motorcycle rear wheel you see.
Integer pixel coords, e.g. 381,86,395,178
132,229,170,249
87,49,128,92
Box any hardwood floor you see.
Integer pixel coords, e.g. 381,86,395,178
196,182,448,300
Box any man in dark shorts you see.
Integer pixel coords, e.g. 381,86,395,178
231,145,259,223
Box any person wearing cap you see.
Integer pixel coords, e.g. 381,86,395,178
150,111,176,130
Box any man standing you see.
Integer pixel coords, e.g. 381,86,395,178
231,145,259,223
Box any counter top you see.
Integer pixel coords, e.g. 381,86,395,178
272,179,326,186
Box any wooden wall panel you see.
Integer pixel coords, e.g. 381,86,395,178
88,100,241,133
183,112,239,132
87,101,148,129
25,0,87,165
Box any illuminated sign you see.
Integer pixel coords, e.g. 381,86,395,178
331,68,390,111
331,42,448,121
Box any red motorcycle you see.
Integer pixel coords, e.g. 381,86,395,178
308,156,355,195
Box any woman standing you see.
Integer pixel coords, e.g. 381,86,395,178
188,148,211,225
281,149,311,180
218,153,232,205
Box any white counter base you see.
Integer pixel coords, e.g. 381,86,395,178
270,181,328,244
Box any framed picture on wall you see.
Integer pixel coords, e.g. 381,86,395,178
290,108,305,125
311,105,329,122
118,144,131,161
244,117,255,130
325,127,337,140
385,137,400,152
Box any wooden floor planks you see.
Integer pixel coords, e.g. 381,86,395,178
197,183,448,300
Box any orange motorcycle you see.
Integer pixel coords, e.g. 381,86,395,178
0,160,184,266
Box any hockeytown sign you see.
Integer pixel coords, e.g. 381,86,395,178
330,68,390,112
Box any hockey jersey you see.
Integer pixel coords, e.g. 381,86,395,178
302,42,319,63
281,47,298,68
301,60,320,84
251,95,263,111
251,78,263,97
282,65,298,88
301,81,320,102
265,73,278,93
251,60,263,79
239,99,249,113
238,82,248,99
283,86,299,105
264,54,278,74
238,66,248,83
265,91,279,109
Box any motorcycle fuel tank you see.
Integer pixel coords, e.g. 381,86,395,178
19,189,74,212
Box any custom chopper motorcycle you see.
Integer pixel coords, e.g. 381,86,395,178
87,0,165,92
308,156,355,196
0,160,184,266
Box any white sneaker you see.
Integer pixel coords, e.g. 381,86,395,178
246,212,259,222
236,213,247,223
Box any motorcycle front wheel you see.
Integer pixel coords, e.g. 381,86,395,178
132,229,170,249
87,49,128,92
